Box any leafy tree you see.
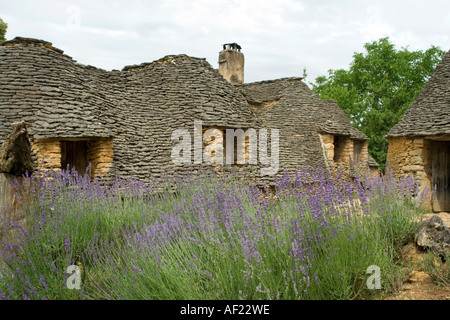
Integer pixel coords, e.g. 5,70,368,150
311,37,445,170
0,18,7,42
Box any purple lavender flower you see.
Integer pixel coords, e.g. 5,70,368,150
64,235,70,253
39,275,48,291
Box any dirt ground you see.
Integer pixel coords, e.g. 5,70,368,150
384,212,450,300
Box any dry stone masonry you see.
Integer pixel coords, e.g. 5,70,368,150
0,37,374,187
218,44,245,85
237,79,373,182
387,50,450,212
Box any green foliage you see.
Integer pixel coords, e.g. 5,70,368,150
421,251,449,286
0,18,7,42
311,37,445,170
302,67,308,80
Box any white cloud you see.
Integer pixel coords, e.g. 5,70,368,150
359,23,394,42
1,0,449,84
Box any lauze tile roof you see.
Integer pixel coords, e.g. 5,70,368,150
387,49,450,138
0,37,372,183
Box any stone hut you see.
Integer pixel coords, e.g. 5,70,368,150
0,37,260,185
386,50,450,212
236,80,371,181
367,154,381,176
0,37,373,186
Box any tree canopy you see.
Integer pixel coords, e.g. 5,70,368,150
311,37,445,170
0,18,7,42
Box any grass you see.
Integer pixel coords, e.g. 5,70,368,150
0,167,427,300
421,251,449,286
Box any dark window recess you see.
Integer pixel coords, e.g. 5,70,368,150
61,141,88,175
334,135,345,162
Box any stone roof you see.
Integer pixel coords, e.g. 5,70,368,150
321,100,368,140
0,37,113,140
368,154,379,168
0,37,258,182
237,78,368,173
0,37,370,183
387,49,450,138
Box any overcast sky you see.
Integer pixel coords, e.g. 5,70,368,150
2,0,449,85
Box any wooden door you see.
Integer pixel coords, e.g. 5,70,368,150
353,140,363,164
61,141,87,175
431,141,450,212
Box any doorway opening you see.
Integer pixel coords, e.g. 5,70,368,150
431,141,450,212
61,140,88,175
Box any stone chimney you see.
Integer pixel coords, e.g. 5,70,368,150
218,43,244,85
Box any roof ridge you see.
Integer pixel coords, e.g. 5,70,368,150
121,54,206,72
239,77,304,87
386,49,450,138
0,37,210,74
1,36,64,54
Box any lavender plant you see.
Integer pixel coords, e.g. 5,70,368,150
83,168,423,300
0,166,155,299
0,166,424,300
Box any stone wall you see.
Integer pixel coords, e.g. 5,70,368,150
320,134,335,163
87,138,114,177
203,127,224,171
203,126,255,176
320,133,370,178
30,137,61,172
0,173,31,223
369,166,380,177
386,136,432,209
354,140,370,177
29,137,114,177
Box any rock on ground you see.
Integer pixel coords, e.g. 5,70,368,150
415,214,450,256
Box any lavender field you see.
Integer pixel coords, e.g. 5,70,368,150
0,168,425,300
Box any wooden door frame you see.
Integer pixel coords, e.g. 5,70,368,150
431,140,450,212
